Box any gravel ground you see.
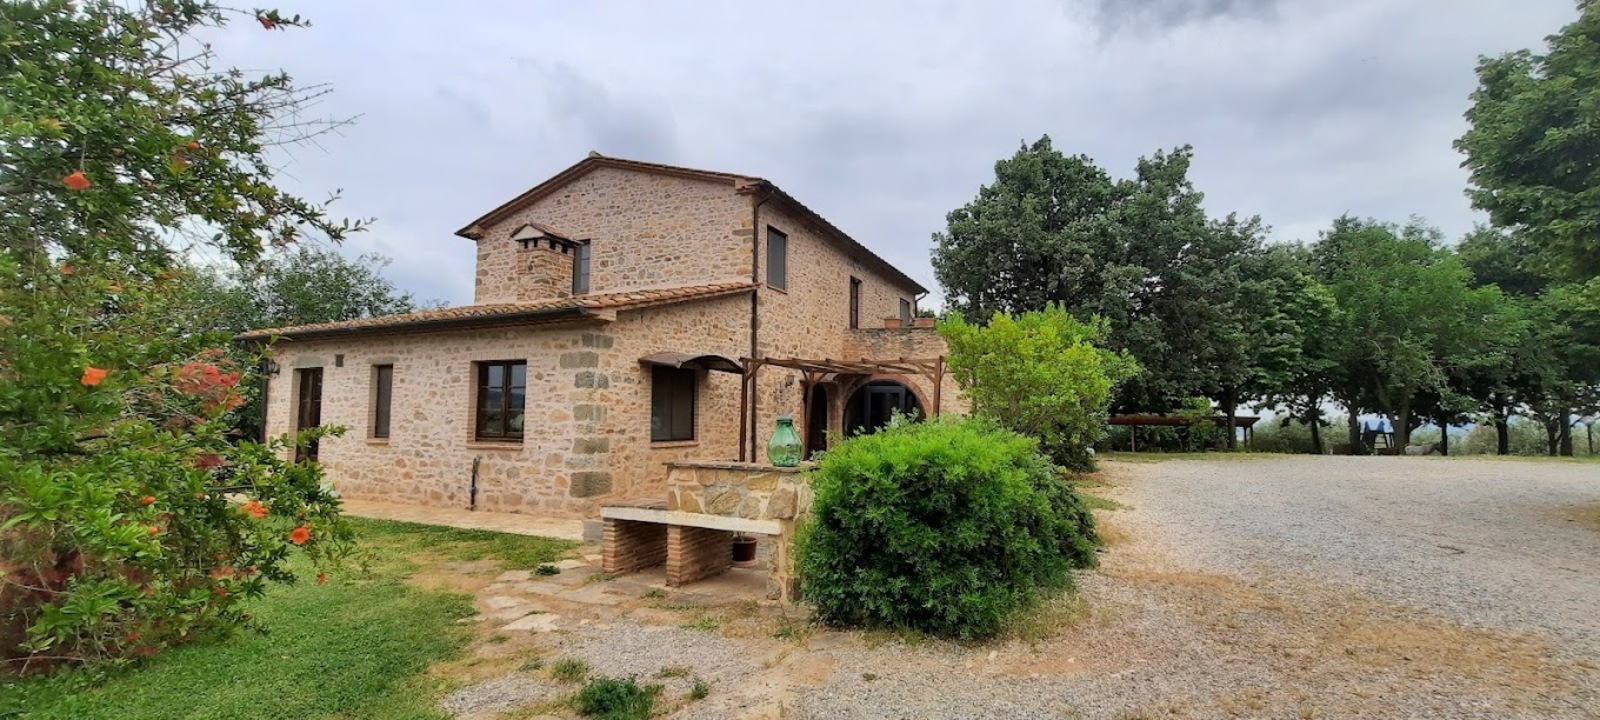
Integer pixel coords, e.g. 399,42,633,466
1116,456,1600,654
442,456,1600,720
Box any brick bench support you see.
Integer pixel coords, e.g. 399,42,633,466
666,526,733,586
601,518,667,575
598,506,782,588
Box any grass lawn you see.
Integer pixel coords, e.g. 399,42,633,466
3,518,576,720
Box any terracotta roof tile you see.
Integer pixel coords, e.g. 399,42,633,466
236,281,756,342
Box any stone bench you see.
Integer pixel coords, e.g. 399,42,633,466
598,461,811,601
599,505,783,587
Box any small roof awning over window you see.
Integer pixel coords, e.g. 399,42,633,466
638,352,743,374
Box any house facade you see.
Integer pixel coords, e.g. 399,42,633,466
240,154,963,518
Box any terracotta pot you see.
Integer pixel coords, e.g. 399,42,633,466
731,535,758,564
913,317,937,328
882,318,904,329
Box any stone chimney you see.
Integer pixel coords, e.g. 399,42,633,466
508,223,581,301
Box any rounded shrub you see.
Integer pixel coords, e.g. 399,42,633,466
796,419,1099,640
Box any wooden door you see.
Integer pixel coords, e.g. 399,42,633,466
294,368,323,462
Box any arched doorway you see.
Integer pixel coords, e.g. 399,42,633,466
844,380,923,436
805,385,831,458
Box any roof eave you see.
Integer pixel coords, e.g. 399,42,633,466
235,306,592,344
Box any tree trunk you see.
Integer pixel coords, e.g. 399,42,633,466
1395,402,1412,452
1559,409,1574,457
1439,418,1450,456
1347,411,1362,455
1588,423,1594,455
1493,395,1509,456
1545,418,1560,456
1308,406,1324,455
1224,390,1238,451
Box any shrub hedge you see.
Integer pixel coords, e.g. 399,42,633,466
796,419,1099,640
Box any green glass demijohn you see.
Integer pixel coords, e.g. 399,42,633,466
767,415,803,467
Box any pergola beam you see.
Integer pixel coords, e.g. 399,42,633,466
737,356,949,461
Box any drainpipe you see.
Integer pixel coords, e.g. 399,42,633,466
744,185,773,461
469,455,481,511
914,291,929,317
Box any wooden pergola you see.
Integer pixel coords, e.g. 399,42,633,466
738,356,946,462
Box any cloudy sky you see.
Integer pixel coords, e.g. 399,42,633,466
213,0,1578,307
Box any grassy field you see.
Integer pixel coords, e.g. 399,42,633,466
3,518,575,720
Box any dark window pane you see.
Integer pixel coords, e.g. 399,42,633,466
475,361,527,441
573,243,591,294
849,277,862,329
373,365,393,439
767,228,787,290
650,366,696,442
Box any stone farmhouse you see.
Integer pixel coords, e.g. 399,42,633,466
239,153,964,519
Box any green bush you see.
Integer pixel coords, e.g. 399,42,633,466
575,676,661,720
796,419,1099,640
940,305,1137,472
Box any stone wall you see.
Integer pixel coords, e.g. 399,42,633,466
473,166,751,304
261,292,752,518
664,461,811,522
664,461,812,599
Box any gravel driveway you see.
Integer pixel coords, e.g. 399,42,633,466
443,456,1600,720
1116,456,1600,656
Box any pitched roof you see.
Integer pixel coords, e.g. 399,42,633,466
455,153,927,295
236,281,756,342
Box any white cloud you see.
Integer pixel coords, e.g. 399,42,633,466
209,0,1579,306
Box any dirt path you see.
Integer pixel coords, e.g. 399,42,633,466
432,456,1600,719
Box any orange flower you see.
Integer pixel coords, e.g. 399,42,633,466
81,366,107,386
62,171,90,190
288,525,312,545
140,495,156,506
241,500,268,519
213,586,228,597
257,14,275,29
59,263,75,275
210,567,233,580
186,140,200,151
194,453,225,469
147,526,161,535
316,573,328,585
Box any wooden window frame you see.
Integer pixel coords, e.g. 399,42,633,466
766,227,787,291
371,364,394,439
474,360,527,442
650,366,697,442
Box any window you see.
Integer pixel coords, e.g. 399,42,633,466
766,227,787,290
371,364,393,439
474,361,527,441
848,277,862,329
899,298,912,323
572,242,591,295
650,366,696,442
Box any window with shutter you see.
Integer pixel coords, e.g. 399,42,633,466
650,366,696,442
766,228,787,290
